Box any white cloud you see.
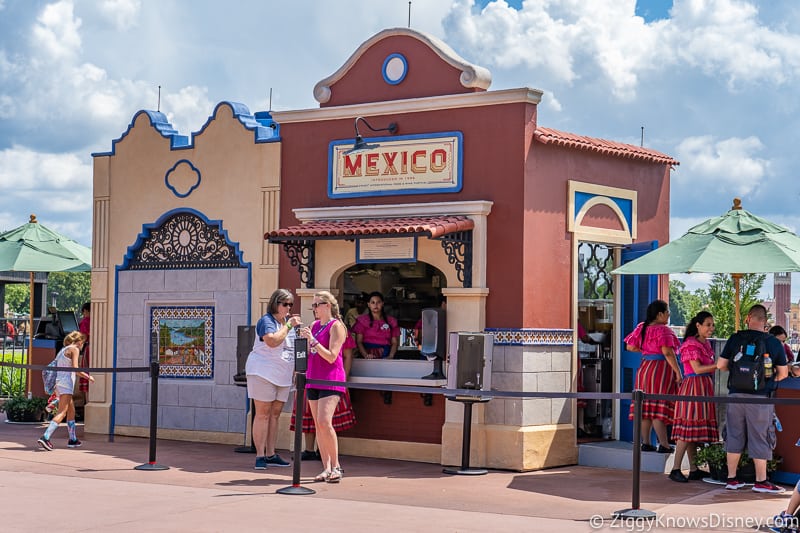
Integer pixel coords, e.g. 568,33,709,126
443,0,800,100
674,135,769,197
668,0,800,89
162,86,215,137
0,1,210,153
97,0,141,31
32,0,82,62
0,145,91,191
0,145,92,243
541,90,562,113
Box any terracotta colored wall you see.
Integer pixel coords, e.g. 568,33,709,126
343,390,445,443
523,142,671,329
278,102,531,327
322,35,480,108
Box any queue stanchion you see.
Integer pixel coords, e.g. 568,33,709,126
277,336,314,495
613,389,654,519
443,395,491,475
135,359,169,471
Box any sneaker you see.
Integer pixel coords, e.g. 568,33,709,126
753,480,785,494
725,478,746,490
687,469,709,481
300,450,318,461
774,511,798,530
254,456,268,470
668,469,688,483
67,439,82,448
266,454,290,467
37,437,53,451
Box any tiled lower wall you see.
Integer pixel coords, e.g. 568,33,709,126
114,268,249,434
485,328,574,427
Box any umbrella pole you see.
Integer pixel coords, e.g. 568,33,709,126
26,272,33,396
733,273,742,332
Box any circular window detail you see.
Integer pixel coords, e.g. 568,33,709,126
382,53,407,85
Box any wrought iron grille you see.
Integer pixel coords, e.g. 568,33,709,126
578,242,613,299
436,231,472,288
128,212,240,270
283,240,315,288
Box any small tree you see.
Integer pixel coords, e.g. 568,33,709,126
669,280,705,326
46,272,90,312
4,284,29,315
702,273,766,338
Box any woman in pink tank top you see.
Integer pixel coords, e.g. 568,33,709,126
299,290,347,484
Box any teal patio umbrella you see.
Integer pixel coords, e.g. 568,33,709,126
612,198,800,328
0,214,92,393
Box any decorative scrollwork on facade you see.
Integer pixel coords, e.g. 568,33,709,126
578,242,613,299
128,212,240,270
436,231,472,288
283,240,315,288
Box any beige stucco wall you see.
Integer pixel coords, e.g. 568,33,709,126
86,103,282,434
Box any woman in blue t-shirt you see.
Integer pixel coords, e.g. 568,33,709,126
245,289,302,470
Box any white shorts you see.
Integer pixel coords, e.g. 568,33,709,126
246,375,290,403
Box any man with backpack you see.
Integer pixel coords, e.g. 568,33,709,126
717,304,788,493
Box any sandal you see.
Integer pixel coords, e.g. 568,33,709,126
326,466,343,483
314,470,330,482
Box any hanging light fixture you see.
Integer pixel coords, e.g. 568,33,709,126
344,116,398,155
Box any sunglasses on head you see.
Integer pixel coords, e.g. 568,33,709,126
311,302,328,309
280,302,293,308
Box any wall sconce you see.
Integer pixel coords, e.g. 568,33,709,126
344,116,398,155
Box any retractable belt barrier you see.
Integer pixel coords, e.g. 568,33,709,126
306,377,800,515
0,360,167,471
306,378,800,404
5,360,799,502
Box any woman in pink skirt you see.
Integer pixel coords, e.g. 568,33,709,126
668,311,719,482
625,299,682,453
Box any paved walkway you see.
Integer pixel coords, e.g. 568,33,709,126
0,418,791,532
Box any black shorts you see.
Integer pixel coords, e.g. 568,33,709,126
307,388,342,401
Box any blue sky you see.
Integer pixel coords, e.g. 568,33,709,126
2,0,800,298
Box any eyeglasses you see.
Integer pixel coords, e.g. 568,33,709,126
280,302,293,308
311,302,329,309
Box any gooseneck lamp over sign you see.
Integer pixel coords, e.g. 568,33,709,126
344,116,398,155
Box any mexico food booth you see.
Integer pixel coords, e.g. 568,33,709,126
265,27,675,469
88,27,676,471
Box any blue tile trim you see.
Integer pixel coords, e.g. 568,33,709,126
485,328,574,346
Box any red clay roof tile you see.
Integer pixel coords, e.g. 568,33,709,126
267,215,474,241
534,127,679,166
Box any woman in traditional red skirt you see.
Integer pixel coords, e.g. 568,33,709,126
668,311,719,482
290,333,356,458
624,299,682,453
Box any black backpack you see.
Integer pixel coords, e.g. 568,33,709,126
727,333,768,393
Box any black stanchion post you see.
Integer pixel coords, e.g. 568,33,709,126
135,359,169,471
234,400,257,454
613,389,654,519
278,336,314,495
443,397,490,475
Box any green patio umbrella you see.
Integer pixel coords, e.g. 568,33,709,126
0,214,92,393
612,198,800,327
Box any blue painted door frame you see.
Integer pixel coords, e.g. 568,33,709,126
618,241,659,443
